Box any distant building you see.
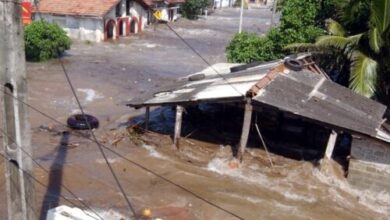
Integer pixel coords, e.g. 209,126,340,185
34,0,185,42
214,0,235,8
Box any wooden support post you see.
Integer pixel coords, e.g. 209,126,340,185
0,0,36,219
173,105,183,149
238,99,253,162
324,130,337,159
145,106,150,131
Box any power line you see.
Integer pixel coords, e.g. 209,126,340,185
32,1,137,216
57,55,138,219
15,4,245,217
165,23,245,97
0,127,104,219
0,86,244,219
0,151,101,219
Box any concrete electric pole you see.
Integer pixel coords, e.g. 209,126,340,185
271,0,278,27
0,0,36,219
238,0,244,33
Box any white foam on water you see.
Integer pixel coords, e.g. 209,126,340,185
143,43,157,48
95,158,120,164
207,158,321,204
142,144,167,159
216,191,266,204
283,190,317,203
313,167,390,215
77,88,104,103
207,158,271,187
174,28,221,37
273,202,299,213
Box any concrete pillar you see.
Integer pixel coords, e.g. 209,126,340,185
237,99,253,161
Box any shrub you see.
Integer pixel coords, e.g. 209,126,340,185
226,0,326,63
24,21,71,61
181,0,209,19
226,32,279,63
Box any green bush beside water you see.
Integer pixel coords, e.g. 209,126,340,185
24,21,71,61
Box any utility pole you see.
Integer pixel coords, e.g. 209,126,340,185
238,0,244,33
0,0,36,219
271,0,278,27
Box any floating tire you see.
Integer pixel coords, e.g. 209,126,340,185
67,114,99,130
284,58,304,71
188,73,206,81
230,61,264,72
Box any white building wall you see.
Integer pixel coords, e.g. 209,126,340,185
105,7,117,21
38,14,104,42
129,1,148,30
214,0,235,8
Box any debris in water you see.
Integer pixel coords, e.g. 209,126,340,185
77,88,104,103
228,158,240,169
142,208,152,218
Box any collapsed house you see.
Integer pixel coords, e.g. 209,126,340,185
125,54,390,192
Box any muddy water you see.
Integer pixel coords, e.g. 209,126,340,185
1,9,388,219
2,106,388,220
121,107,390,220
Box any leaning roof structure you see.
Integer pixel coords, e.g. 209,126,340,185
125,54,390,143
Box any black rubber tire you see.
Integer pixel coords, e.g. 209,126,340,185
284,58,304,71
67,114,99,130
230,60,264,72
188,73,206,81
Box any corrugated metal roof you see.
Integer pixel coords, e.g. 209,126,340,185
125,56,390,141
126,61,281,107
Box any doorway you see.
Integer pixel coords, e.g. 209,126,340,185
106,20,116,39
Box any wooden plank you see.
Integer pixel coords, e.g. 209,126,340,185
173,105,184,149
237,99,253,162
324,130,337,159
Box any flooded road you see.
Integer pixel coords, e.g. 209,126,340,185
0,8,389,220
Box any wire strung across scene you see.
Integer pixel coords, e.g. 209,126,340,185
2,2,252,218
0,151,103,219
30,1,138,217
0,84,244,220
0,127,104,219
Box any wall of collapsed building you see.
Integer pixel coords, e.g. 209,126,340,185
348,136,390,192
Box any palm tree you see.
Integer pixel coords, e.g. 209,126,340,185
288,0,390,99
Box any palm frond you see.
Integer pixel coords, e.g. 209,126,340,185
369,27,382,53
315,36,349,50
284,43,322,52
371,0,390,34
349,51,378,97
326,19,346,37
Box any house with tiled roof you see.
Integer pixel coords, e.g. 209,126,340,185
34,0,185,42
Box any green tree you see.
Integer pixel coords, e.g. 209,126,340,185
226,0,326,63
289,0,390,98
181,0,209,19
226,32,278,63
24,21,71,61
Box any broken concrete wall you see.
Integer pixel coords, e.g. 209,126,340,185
348,136,390,192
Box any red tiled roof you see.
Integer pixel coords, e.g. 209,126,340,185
167,0,185,4
35,0,121,17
